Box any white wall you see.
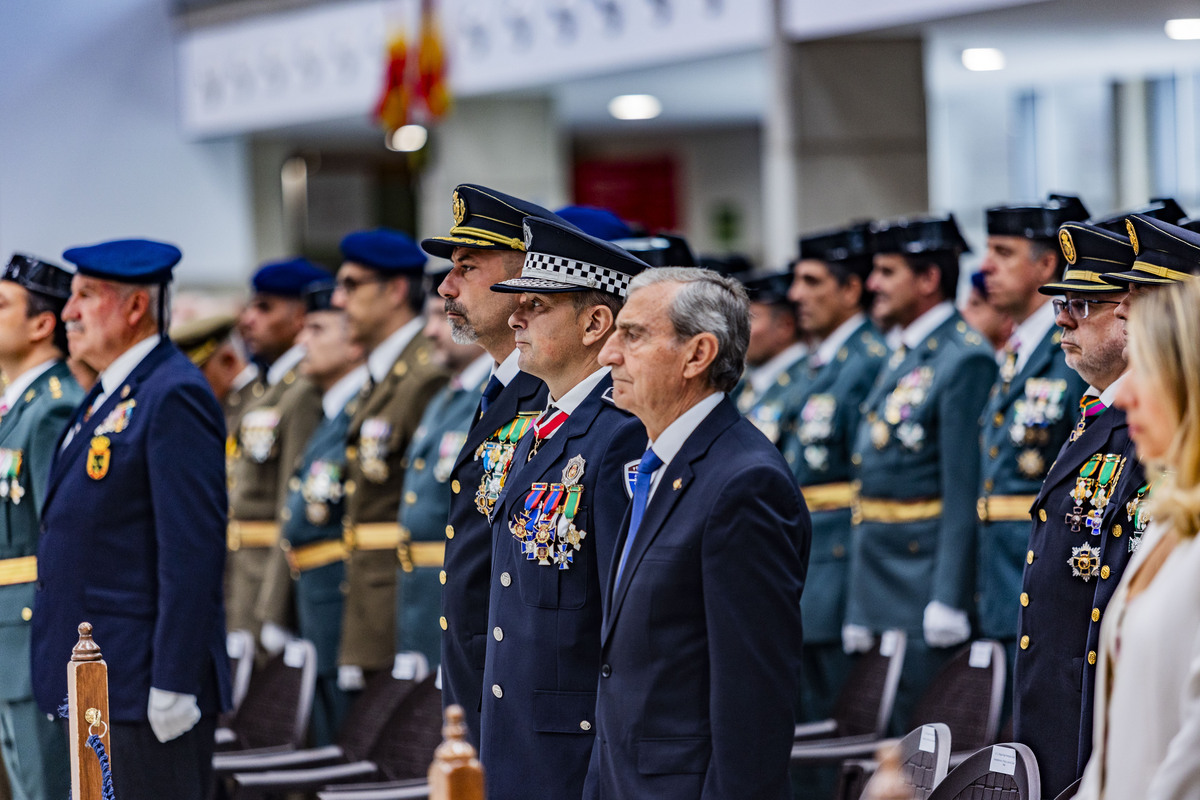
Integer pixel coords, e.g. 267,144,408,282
0,0,254,288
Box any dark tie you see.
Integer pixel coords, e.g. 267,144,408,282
614,448,664,589
480,375,504,414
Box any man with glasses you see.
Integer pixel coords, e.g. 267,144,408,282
1013,221,1146,798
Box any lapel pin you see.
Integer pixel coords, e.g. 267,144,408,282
673,478,682,490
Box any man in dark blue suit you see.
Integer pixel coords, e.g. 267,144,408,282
587,267,810,800
30,239,230,800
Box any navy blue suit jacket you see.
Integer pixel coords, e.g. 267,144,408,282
587,397,809,800
31,340,231,721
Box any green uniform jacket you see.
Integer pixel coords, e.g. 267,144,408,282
341,332,447,670
976,325,1085,638
736,351,809,446
848,313,997,634
0,362,82,701
779,320,887,643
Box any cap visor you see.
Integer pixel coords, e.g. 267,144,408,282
1099,269,1177,287
421,235,514,260
1039,280,1128,295
491,277,581,294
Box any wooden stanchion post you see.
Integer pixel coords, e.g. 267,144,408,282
67,622,112,800
428,704,484,800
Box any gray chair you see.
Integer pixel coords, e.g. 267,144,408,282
840,723,952,800
214,637,317,753
926,742,1040,800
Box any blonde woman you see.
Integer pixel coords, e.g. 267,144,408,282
1077,278,1200,800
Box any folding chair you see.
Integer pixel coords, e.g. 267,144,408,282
840,723,951,800
909,640,1005,764
927,742,1040,800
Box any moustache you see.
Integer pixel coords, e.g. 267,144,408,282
65,321,84,334
444,299,468,319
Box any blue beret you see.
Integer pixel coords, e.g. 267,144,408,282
969,270,988,298
340,228,426,274
62,238,181,284
554,205,634,241
251,258,330,297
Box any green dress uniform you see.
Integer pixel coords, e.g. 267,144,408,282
395,361,487,668
340,329,447,673
738,346,810,446
226,348,322,642
848,308,997,730
778,317,886,721
0,362,80,800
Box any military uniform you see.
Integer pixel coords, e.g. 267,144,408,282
395,356,489,669
737,346,809,445
779,315,886,721
226,345,322,640
0,361,79,800
848,305,996,729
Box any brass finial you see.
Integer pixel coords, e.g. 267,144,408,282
71,622,104,663
434,705,478,763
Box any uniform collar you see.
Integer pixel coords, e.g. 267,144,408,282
367,316,424,383
99,334,160,400
545,366,610,417
231,362,259,392
749,342,807,395
323,364,369,419
0,358,58,411
459,353,494,392
491,347,521,387
899,301,955,350
1008,300,1057,372
1092,370,1129,409
647,391,724,477
266,343,306,386
815,313,866,366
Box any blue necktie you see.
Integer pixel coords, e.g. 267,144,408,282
479,375,503,414
614,448,664,589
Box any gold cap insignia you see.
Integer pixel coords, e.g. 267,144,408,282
452,191,466,226
1126,219,1139,254
1059,228,1077,265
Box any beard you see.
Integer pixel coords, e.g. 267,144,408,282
445,300,479,345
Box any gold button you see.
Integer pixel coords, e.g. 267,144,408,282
452,480,461,494
280,507,292,521
500,572,511,587
984,478,994,492
445,525,455,539
439,616,448,630
20,607,31,622
1092,607,1100,622
405,491,417,505
414,457,425,470
1112,524,1122,538
851,453,862,466
908,541,919,554
1038,509,1047,522
492,684,503,698
345,480,356,496
994,413,1004,427
493,627,503,641
1088,650,1097,665
346,445,358,460
1101,565,1110,579
1020,635,1030,650
989,446,999,458
1020,592,1029,607
439,570,447,585
832,545,845,558
289,477,301,491
580,720,592,731
283,372,296,385
1027,550,1035,564
394,362,408,377
253,384,265,398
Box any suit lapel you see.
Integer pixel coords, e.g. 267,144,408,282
455,370,543,476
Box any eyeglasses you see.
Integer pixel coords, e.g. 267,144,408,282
334,274,389,294
1051,297,1122,320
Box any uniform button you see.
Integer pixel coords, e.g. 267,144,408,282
832,545,845,558
580,720,592,731
493,627,503,641
600,664,611,678
288,477,301,491
1027,550,1035,564
346,446,357,460
451,480,461,494
21,607,32,621
492,684,503,699
1088,650,1097,665
908,541,919,554
1100,565,1111,579
993,413,1004,427
439,570,447,585
1020,635,1030,650
439,616,448,630
500,572,511,587
1092,607,1100,622
1020,593,1029,607
989,446,999,458
984,478,995,492
345,480,357,496
1112,524,1122,538
280,507,292,521
414,458,425,470
851,453,862,466
445,525,455,539
405,491,417,505
1038,509,1047,522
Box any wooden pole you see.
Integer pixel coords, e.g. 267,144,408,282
428,704,484,800
67,622,112,800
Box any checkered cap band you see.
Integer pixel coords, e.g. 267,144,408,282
521,252,632,296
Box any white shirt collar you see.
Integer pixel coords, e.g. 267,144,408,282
368,317,424,383
1092,370,1129,409
323,365,369,419
266,343,306,387
644,391,724,499
492,348,522,387
815,313,866,366
0,359,58,412
99,335,161,401
1008,300,1057,373
749,342,807,395
459,353,493,392
232,363,259,392
546,366,610,417
900,301,955,350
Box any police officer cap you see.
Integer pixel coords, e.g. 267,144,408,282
303,280,337,313
1101,214,1200,288
554,205,634,241
1039,222,1135,295
422,184,576,259
62,238,181,284
1091,197,1188,234
741,270,794,307
611,233,697,267
340,228,426,275
491,216,649,300
251,258,330,296
170,314,236,367
3,253,74,300
871,213,972,256
986,193,1089,239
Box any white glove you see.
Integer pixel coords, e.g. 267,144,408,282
260,622,291,656
842,624,875,654
923,601,971,648
337,664,365,691
147,687,201,743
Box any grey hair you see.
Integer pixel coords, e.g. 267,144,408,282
119,282,172,329
626,267,749,392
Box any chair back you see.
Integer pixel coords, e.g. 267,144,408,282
336,671,423,761
858,723,952,800
926,742,1040,800
368,674,445,781
226,629,256,713
830,629,907,738
910,640,1005,754
227,638,317,750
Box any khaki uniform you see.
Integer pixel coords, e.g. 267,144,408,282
340,332,447,671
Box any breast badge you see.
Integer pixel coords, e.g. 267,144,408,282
240,407,280,464
1067,542,1101,582
94,399,136,436
302,460,344,525
86,436,111,481
1010,379,1067,477
509,455,587,569
474,412,535,516
882,366,933,438
434,431,468,483
1065,453,1125,533
747,402,783,444
0,449,24,503
1125,481,1153,553
359,418,393,482
798,395,836,471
